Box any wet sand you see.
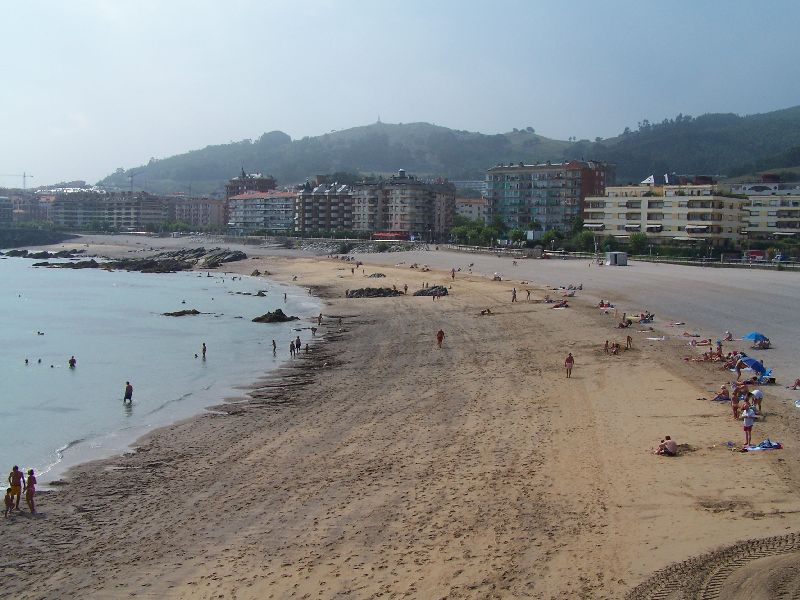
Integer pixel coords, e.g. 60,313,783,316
2,237,799,599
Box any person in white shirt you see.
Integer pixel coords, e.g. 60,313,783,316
742,400,757,447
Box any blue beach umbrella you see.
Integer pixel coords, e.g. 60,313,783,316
743,331,767,342
740,356,766,374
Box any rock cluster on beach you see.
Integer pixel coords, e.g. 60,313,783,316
413,285,449,297
2,248,84,259
31,247,247,273
163,309,201,317
346,287,404,298
366,273,386,278
252,309,299,323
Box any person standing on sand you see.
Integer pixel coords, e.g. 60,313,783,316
4,488,13,518
403,284,408,294
436,329,445,348
626,335,633,349
289,341,295,357
318,313,322,326
124,381,133,403
511,288,517,302
24,469,36,513
202,342,207,359
526,289,531,301
451,268,456,280
742,400,757,447
565,353,574,378
272,339,277,354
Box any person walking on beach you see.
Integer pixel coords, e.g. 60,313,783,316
289,341,295,357
526,289,531,301
202,342,207,359
436,329,445,348
565,353,575,378
4,488,13,518
123,381,133,403
451,268,456,280
626,335,633,349
295,336,301,353
271,339,276,355
511,287,517,302
318,313,322,326
7,466,24,510
24,469,36,513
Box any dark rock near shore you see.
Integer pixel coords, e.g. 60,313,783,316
2,248,84,259
413,286,449,297
163,309,201,317
56,259,102,269
366,272,386,278
252,309,299,323
251,269,261,276
29,247,247,274
346,287,404,298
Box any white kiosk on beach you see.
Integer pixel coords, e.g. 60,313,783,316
605,251,628,266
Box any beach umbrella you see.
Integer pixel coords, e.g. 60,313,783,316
743,332,767,342
740,357,766,374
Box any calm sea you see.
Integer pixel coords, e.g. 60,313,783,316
0,256,320,482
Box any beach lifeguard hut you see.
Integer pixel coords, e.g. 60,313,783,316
605,251,628,266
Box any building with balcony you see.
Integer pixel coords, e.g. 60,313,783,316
729,182,800,241
49,192,170,230
582,184,747,246
455,197,490,224
295,184,353,234
170,197,225,229
485,160,609,232
227,191,296,234
351,170,455,240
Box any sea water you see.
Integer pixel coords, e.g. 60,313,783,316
0,256,320,482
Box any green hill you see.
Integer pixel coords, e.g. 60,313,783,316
97,106,800,195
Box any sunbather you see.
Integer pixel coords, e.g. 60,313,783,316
712,385,729,402
654,436,678,456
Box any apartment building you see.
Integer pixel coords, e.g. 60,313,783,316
729,182,800,240
170,196,225,229
582,184,746,246
351,170,455,240
0,196,12,225
227,190,296,234
224,169,276,198
49,192,170,230
485,160,609,232
455,197,490,224
295,184,353,233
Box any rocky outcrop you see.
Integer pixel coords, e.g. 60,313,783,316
2,248,84,259
413,286,449,297
346,287,404,298
252,309,299,323
163,309,201,317
30,247,247,273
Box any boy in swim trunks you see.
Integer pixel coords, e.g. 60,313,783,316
4,488,13,517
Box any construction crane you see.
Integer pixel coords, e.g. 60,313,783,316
0,172,34,189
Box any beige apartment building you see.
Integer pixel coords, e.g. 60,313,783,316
455,197,490,224
50,192,169,230
171,197,225,229
729,182,800,240
582,184,747,246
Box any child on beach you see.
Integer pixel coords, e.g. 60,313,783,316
4,488,13,517
436,329,445,348
565,353,574,378
742,401,757,447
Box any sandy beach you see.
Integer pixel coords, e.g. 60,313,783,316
3,236,800,599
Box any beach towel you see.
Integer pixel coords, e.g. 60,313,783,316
646,337,665,341
744,439,783,452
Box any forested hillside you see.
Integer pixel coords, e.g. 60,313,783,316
97,106,800,195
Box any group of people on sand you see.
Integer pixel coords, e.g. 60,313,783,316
5,466,36,517
603,336,632,355
288,335,305,357
711,382,765,447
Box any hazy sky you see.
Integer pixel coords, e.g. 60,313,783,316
2,0,799,186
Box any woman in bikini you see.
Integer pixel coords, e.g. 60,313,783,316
25,469,36,513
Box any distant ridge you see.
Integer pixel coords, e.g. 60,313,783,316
97,105,800,195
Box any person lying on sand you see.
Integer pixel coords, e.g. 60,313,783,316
479,308,493,316
789,378,800,390
654,436,678,456
552,300,568,309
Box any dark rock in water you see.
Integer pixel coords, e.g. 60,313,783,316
3,248,83,259
163,309,201,317
32,261,51,267
4,249,29,257
60,259,102,269
413,286,449,297
346,287,403,298
252,308,299,323
251,269,261,276
255,290,267,297
367,272,386,278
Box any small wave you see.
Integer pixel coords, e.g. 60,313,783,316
38,436,88,477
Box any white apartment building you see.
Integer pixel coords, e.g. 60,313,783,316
455,197,490,224
582,185,747,247
227,190,296,234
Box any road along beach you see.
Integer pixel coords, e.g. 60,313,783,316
2,237,799,599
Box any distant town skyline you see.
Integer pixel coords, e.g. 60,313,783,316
2,0,799,186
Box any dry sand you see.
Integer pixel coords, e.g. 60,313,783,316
2,237,800,599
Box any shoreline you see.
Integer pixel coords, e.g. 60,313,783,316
2,236,799,598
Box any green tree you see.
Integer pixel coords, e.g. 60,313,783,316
539,230,561,249
628,232,648,254
508,228,526,244
574,230,596,252
601,235,618,252
571,217,584,235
